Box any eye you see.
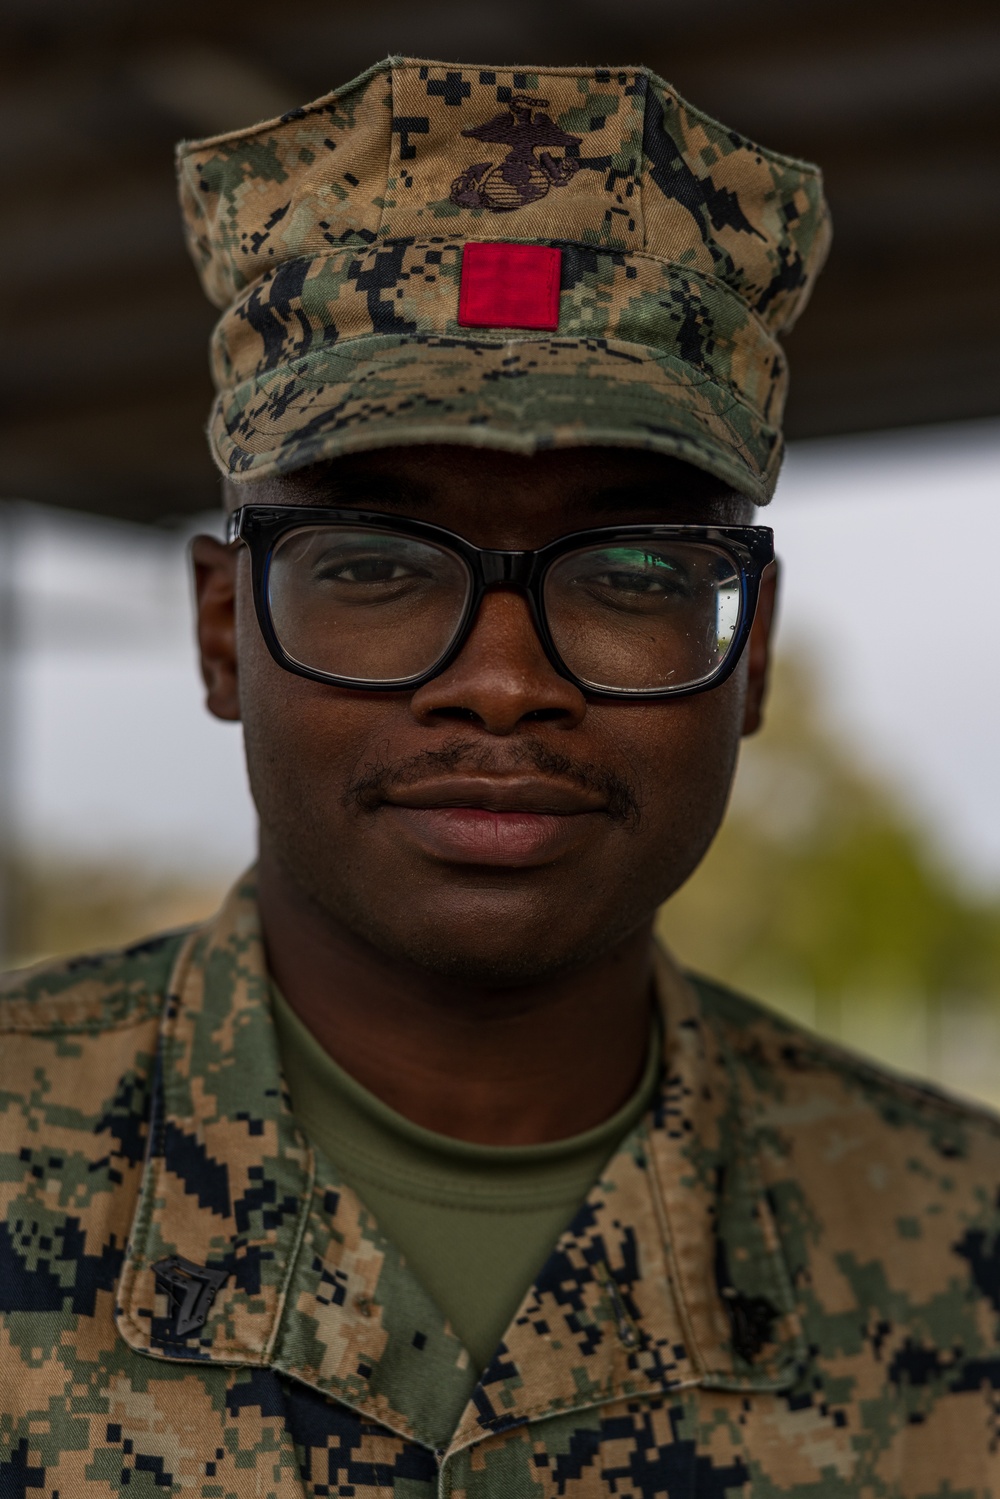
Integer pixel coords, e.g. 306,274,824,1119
582,549,694,599
318,553,421,584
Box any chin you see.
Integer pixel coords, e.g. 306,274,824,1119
344,898,627,991
376,920,588,988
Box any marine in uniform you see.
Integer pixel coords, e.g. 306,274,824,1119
3,56,1000,1498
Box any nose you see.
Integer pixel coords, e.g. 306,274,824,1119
409,588,587,733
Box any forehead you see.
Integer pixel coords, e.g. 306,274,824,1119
229,446,753,545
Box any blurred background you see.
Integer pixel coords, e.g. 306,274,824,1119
2,1,999,1101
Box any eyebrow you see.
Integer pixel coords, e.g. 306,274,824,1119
587,483,673,509
583,483,732,517
297,473,434,510
270,473,736,518
329,481,699,510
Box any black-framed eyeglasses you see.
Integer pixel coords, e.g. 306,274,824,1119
227,505,774,700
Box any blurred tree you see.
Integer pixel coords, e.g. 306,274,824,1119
658,654,1000,1100
9,857,224,970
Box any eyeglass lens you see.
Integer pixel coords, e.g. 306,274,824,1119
544,542,741,692
268,527,471,682
266,526,743,691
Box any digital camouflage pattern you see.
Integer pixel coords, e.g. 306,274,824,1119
3,874,1000,1495
176,59,831,505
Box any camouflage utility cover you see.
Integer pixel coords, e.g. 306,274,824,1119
177,58,831,505
3,876,1000,1496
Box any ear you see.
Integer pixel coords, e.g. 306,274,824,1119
741,558,780,737
191,535,241,722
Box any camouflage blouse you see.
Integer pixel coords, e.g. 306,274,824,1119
2,874,1000,1497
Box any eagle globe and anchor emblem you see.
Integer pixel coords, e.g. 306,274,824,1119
449,95,584,213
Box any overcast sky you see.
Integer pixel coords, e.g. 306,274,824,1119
772,419,1000,886
3,417,999,887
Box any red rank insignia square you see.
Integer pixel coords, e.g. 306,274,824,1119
458,242,562,331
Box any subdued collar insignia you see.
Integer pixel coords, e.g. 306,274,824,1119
152,1255,229,1340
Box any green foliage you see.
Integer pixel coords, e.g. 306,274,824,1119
658,654,1000,1092
8,857,223,969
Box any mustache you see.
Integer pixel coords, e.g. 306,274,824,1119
345,737,641,826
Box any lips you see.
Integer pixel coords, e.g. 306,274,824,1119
379,776,607,867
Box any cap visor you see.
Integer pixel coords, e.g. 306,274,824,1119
212,335,781,504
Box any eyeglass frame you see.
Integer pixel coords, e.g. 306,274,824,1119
227,504,775,700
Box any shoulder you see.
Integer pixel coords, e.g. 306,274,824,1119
0,932,195,1321
0,929,195,1170
689,972,1000,1308
689,969,1000,1146
0,927,192,1036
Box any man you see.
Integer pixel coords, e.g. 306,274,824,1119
2,55,999,1499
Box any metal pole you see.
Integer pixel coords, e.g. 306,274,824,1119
0,501,16,969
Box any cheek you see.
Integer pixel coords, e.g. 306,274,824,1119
235,579,382,824
608,659,748,870
238,668,395,835
614,658,746,796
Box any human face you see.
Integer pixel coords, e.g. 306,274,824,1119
193,445,776,988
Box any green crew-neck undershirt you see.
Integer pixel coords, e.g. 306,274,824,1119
271,986,661,1373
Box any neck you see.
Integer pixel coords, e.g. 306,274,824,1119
255,849,656,1147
